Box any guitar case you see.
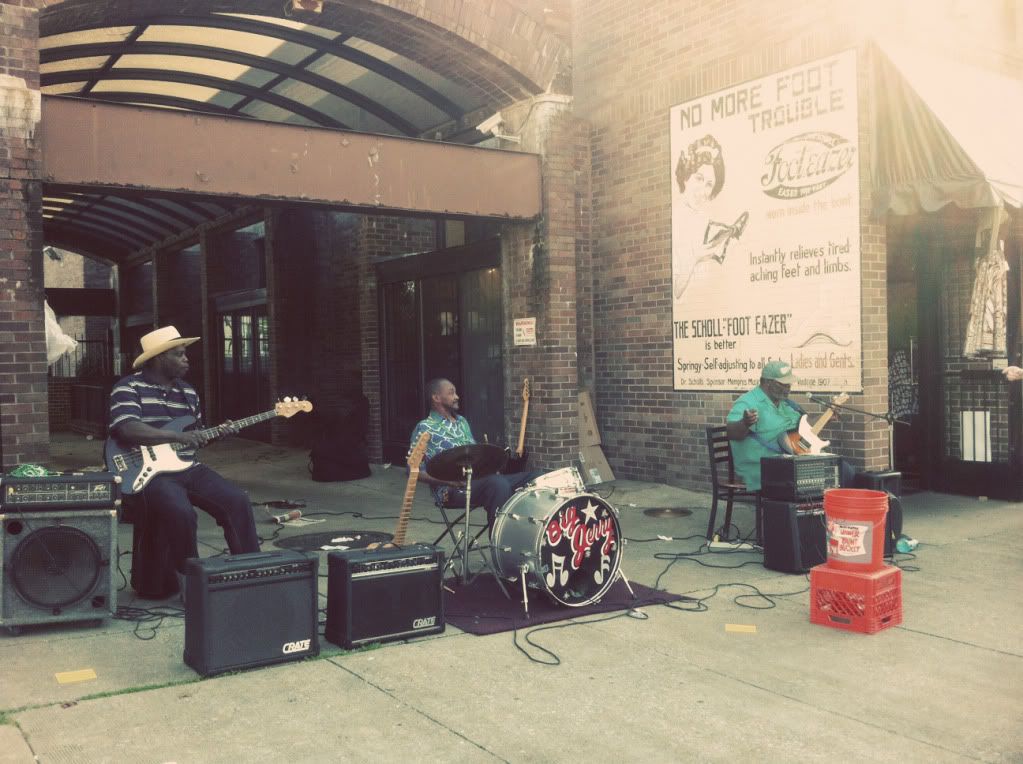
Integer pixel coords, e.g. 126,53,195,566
126,495,179,598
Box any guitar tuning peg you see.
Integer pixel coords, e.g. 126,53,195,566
283,395,292,402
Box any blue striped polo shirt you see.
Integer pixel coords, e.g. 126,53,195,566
108,373,203,460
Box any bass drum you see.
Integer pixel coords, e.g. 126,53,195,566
491,489,622,607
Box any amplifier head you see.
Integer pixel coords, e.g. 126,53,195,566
1,473,121,511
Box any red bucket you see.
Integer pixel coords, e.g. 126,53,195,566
823,489,888,572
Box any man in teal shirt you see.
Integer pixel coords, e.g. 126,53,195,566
725,360,801,491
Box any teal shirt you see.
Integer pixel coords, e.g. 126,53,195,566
726,386,801,491
409,411,476,505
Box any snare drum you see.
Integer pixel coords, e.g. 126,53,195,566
492,489,622,607
528,466,586,494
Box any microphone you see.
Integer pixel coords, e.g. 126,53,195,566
806,393,832,405
272,509,303,524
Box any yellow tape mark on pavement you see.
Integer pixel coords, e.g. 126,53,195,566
55,668,97,684
724,623,757,634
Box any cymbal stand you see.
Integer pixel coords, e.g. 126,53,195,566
809,396,909,471
452,463,510,598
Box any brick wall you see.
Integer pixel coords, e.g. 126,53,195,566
0,1,49,469
571,0,1021,489
573,0,886,489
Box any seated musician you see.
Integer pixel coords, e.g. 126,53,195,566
109,326,260,596
410,378,539,528
726,359,906,542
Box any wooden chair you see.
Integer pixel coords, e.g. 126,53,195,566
705,425,761,542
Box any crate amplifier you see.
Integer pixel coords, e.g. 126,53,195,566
760,454,840,500
762,497,827,573
1,473,121,511
326,544,444,649
183,550,319,676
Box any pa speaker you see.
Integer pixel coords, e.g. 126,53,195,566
853,471,901,556
183,550,319,676
1,509,117,631
326,544,444,649
762,498,827,573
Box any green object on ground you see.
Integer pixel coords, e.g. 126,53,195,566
7,464,57,477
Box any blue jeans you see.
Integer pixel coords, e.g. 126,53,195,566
444,470,543,526
134,463,260,573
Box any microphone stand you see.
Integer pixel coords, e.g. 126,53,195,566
807,395,910,472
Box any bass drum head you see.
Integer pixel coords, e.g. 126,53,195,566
536,493,622,607
492,491,623,607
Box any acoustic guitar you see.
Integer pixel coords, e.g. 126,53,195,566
503,378,530,473
780,392,850,455
105,398,312,495
368,430,430,550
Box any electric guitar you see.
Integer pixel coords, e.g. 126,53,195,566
780,393,849,455
368,430,430,550
503,378,530,473
105,398,312,495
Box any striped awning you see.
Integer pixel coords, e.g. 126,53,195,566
872,40,1023,215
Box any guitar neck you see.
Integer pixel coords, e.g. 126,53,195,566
170,409,277,451
516,399,529,456
392,468,419,546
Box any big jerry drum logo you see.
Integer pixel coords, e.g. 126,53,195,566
760,131,856,200
542,499,618,599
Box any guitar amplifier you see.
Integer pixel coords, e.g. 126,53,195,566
762,498,827,573
183,550,319,676
1,473,121,511
761,454,840,500
326,544,445,649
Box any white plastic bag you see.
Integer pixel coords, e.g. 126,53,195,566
44,300,77,365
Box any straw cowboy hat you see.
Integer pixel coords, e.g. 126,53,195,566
133,326,199,369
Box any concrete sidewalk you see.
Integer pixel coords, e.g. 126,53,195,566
1,432,1021,763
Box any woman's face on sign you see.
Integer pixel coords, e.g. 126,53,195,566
684,163,717,209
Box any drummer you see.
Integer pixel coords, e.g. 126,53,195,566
410,378,540,528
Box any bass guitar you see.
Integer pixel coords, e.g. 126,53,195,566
105,398,312,495
503,378,530,473
780,392,849,455
368,430,430,550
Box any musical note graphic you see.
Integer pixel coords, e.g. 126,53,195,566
593,552,612,585
545,554,570,589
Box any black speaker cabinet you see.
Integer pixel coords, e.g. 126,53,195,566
762,498,827,573
1,508,117,631
853,471,901,556
326,544,444,649
183,550,319,676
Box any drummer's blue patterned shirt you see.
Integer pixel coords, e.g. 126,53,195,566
409,411,476,506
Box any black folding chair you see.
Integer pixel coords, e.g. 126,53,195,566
705,425,761,542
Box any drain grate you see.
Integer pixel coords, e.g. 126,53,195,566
641,507,695,518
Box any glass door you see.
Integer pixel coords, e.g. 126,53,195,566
218,306,271,441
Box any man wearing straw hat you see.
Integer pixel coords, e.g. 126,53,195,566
108,326,260,597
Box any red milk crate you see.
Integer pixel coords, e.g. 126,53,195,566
810,564,902,634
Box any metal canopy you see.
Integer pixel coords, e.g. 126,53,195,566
38,1,566,263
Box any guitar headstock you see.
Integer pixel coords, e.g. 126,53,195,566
832,392,850,406
522,378,530,402
407,431,430,472
275,397,313,418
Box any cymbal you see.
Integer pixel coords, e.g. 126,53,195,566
427,443,507,481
